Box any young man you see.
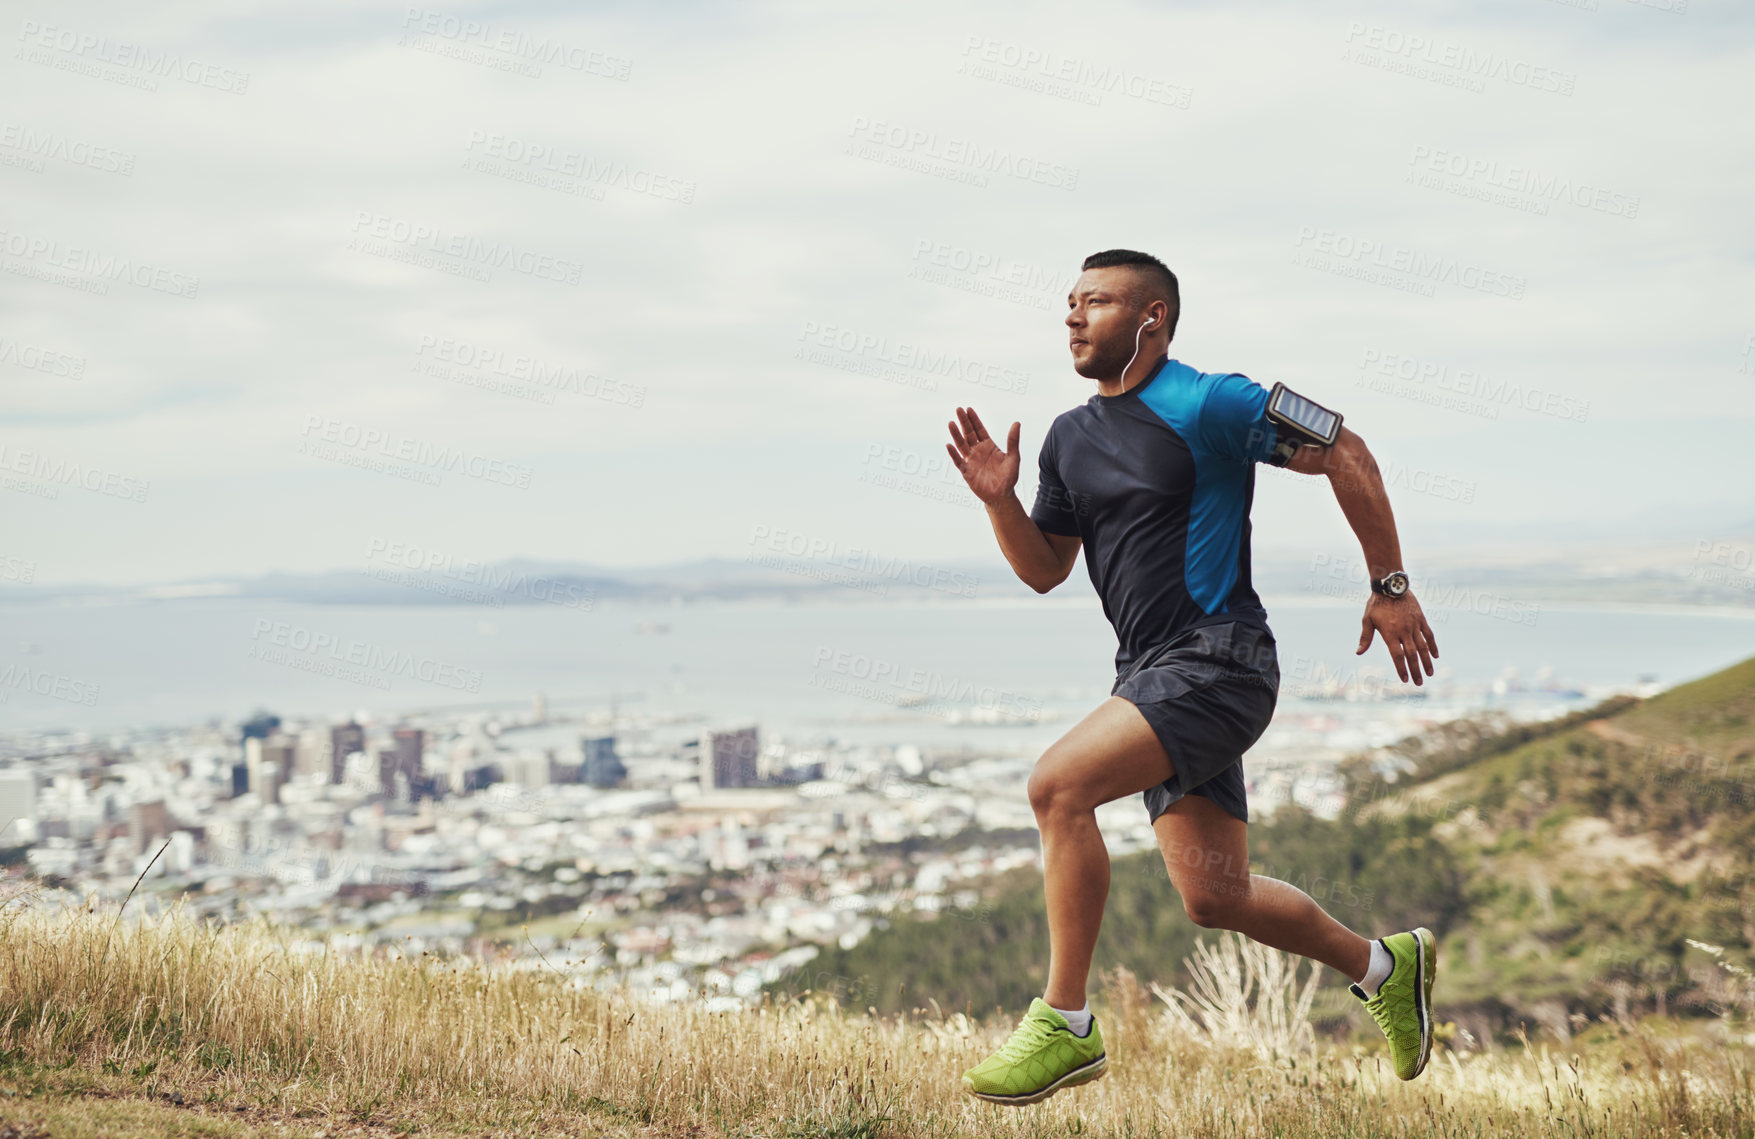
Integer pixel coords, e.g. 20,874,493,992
945,249,1441,1105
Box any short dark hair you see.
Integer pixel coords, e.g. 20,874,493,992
1081,249,1180,338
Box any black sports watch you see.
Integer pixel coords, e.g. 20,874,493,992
1371,570,1410,599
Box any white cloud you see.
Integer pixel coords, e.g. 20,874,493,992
3,0,1751,584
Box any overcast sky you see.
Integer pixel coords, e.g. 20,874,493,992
4,0,1752,588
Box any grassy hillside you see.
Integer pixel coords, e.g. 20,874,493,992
3,661,1752,1135
3,905,1754,1137
802,657,1755,1043
793,810,1468,1022
1349,656,1755,1036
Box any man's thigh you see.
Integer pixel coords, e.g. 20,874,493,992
1030,695,1177,810
1150,794,1251,904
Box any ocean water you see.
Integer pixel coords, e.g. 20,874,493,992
2,596,1752,752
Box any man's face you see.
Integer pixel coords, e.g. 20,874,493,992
1066,267,1150,379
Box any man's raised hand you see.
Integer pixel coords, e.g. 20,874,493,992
946,406,1021,507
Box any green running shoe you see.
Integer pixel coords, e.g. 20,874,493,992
1351,927,1437,1080
962,998,1107,1105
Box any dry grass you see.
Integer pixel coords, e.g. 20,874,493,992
2,901,1754,1137
1150,931,1323,1061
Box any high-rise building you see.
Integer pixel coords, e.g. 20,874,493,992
380,727,424,797
702,726,759,790
378,748,401,800
244,735,293,804
581,735,627,788
128,801,176,856
293,727,328,780
446,738,476,795
393,726,423,773
239,710,281,758
0,769,36,844
504,749,554,789
330,721,366,784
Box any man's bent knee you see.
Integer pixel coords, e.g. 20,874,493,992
1027,761,1090,822
1180,877,1249,929
1182,893,1232,929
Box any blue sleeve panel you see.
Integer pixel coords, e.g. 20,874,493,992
1137,366,1277,616
1199,372,1281,464
1026,357,1277,672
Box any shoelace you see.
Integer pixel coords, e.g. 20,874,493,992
1368,968,1413,1021
996,1014,1058,1062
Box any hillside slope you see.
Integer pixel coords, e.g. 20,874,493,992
3,906,1750,1137
801,656,1755,1040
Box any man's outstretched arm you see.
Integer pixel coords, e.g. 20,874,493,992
946,406,1081,593
1286,426,1439,685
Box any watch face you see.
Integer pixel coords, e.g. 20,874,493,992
1384,572,1409,597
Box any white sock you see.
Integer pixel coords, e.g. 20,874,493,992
1359,939,1393,997
1051,1001,1093,1037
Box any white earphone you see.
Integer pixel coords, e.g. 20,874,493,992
1121,314,1156,381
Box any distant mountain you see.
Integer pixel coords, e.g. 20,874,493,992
0,555,1042,606
2,538,1751,609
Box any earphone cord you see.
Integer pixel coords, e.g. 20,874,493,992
1119,318,1149,386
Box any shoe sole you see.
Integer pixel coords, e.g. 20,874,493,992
1409,926,1436,1080
966,1053,1107,1106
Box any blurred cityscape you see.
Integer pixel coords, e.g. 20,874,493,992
0,664,1625,1009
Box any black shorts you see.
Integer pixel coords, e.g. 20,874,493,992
1112,619,1279,825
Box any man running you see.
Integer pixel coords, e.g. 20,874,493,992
946,249,1440,1105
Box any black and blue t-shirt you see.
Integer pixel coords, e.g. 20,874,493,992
1030,355,1282,673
